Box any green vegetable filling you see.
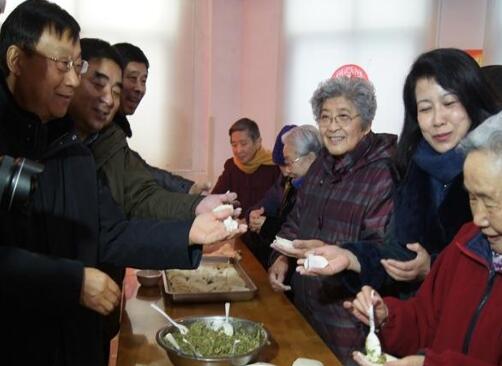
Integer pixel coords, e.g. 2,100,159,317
169,321,263,357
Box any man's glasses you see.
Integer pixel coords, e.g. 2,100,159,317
28,48,88,75
318,113,360,127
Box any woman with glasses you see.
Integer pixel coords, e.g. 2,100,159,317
247,124,321,269
268,76,397,365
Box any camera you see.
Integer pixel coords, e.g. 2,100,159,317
0,155,44,210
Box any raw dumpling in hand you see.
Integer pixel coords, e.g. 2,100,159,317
212,204,238,231
303,254,328,270
272,235,294,251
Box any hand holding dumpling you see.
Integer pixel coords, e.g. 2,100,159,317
189,205,247,245
297,244,360,276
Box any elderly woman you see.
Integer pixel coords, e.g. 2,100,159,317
247,125,321,269
299,49,501,300
346,112,502,366
268,76,397,364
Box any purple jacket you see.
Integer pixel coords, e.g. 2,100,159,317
277,131,397,365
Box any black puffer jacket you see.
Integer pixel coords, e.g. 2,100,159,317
0,77,201,366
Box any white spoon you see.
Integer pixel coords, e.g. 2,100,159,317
231,339,241,355
150,303,189,335
223,301,234,336
365,290,383,362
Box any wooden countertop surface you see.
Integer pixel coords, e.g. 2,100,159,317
116,240,341,366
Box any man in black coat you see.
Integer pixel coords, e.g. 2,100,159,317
0,1,245,365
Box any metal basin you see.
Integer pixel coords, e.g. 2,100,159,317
156,315,269,366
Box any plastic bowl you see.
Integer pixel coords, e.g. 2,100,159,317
156,315,269,366
136,269,162,287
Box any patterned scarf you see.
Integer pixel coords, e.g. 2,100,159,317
492,250,502,273
233,146,275,174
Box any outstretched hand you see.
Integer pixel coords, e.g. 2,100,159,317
195,191,239,215
297,244,359,276
271,238,324,258
381,242,431,282
189,206,247,244
189,181,212,195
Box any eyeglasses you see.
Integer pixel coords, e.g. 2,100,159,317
318,113,360,127
28,48,88,75
284,155,305,167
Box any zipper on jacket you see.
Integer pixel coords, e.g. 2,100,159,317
461,268,496,354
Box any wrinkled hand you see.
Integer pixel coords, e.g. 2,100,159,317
249,207,266,233
268,255,291,292
381,243,431,282
297,245,360,276
343,285,388,327
189,181,212,195
194,191,240,216
271,238,325,258
189,206,247,244
80,267,121,315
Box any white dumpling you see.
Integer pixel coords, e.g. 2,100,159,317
273,235,294,251
304,254,328,270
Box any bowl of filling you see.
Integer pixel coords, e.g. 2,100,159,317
156,315,269,366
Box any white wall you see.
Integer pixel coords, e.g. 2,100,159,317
483,0,502,65
437,0,487,49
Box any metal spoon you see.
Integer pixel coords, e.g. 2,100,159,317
150,303,189,335
223,302,234,336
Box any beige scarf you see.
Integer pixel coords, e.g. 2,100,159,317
233,147,275,174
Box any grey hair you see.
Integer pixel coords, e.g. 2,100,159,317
310,76,377,129
282,125,322,157
460,111,502,166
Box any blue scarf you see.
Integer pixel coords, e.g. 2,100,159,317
292,177,305,189
412,139,465,208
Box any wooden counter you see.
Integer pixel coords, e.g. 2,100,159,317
116,241,341,366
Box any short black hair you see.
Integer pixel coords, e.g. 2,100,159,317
113,42,149,69
81,38,124,72
229,118,261,141
0,0,80,74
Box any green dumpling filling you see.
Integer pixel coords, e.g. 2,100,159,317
168,321,263,357
366,347,387,364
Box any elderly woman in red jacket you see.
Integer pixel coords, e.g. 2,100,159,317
346,111,502,366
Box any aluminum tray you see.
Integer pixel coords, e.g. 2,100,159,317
162,256,258,303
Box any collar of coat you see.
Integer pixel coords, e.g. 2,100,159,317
0,75,78,160
320,131,396,180
89,123,128,169
114,112,133,138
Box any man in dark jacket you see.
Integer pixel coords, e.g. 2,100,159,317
0,2,245,365
112,42,211,194
69,37,241,350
